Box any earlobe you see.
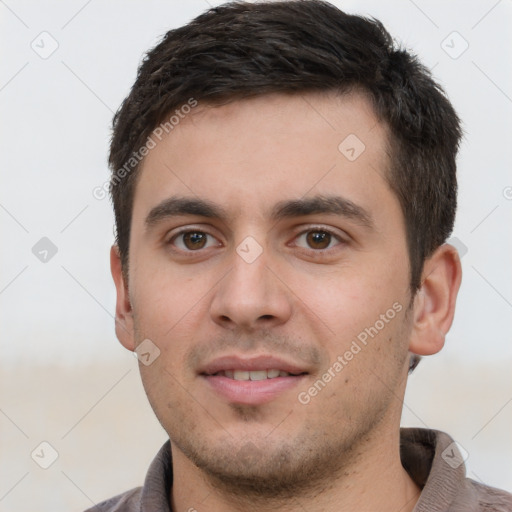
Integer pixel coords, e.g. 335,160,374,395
409,243,462,356
110,245,136,351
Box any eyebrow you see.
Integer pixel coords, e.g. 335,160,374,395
271,195,374,228
144,195,374,230
145,197,228,229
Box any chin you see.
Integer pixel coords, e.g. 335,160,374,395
172,429,359,501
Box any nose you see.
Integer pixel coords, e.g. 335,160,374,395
210,248,293,331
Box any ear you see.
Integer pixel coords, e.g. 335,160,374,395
110,245,135,352
409,243,462,356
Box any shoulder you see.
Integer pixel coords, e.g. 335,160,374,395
83,486,142,512
467,479,512,512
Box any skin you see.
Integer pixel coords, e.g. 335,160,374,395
111,91,462,512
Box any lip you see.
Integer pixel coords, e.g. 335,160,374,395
199,354,308,376
198,355,309,406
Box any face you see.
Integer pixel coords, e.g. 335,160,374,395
116,92,416,496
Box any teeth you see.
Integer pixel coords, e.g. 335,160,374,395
226,369,288,380
249,370,267,381
233,370,250,381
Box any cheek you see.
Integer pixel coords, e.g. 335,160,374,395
131,250,207,330
130,277,195,377
295,268,410,397
294,265,405,337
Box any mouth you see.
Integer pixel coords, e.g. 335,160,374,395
205,369,305,380
199,356,309,405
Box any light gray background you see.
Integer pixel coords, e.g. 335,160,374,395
1,1,511,510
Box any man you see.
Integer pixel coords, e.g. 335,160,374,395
89,1,512,510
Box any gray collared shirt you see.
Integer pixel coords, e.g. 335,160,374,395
86,428,512,511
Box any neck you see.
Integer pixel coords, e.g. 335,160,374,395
170,425,421,512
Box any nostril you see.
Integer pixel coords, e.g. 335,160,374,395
259,315,274,321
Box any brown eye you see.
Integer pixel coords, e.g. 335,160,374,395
182,232,207,250
305,231,332,249
294,228,343,252
169,230,218,251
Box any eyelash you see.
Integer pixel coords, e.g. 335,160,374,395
292,226,345,252
167,227,221,252
167,226,347,255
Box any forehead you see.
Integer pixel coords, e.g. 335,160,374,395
132,91,394,225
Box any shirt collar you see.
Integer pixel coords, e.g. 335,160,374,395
401,428,478,511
